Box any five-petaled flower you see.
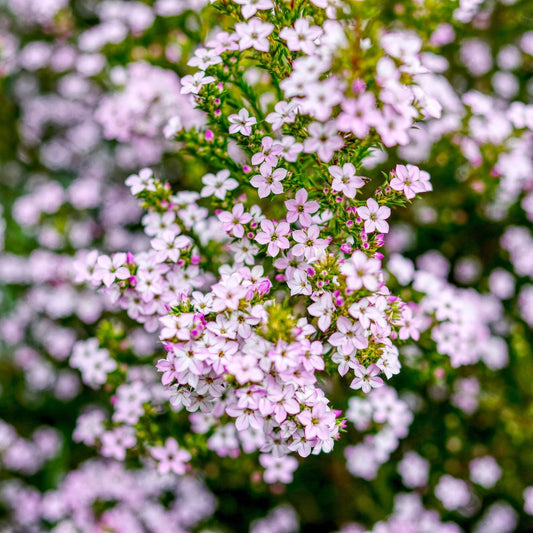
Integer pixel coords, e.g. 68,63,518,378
228,108,257,136
255,219,291,257
329,163,366,199
201,169,239,199
350,363,384,393
235,17,274,52
250,163,287,198
150,437,191,475
285,189,320,227
357,198,391,234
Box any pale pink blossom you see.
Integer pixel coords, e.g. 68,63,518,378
303,121,344,162
266,101,299,130
201,169,239,199
150,437,191,475
292,225,328,261
218,203,252,238
357,198,391,234
285,189,320,227
340,251,381,291
259,454,298,484
391,164,431,199
350,364,384,393
180,71,216,94
279,18,322,54
234,0,274,19
228,108,257,136
250,164,287,198
235,18,274,52
251,136,283,166
255,219,291,257
329,163,366,199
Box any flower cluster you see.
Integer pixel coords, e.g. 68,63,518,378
76,0,452,480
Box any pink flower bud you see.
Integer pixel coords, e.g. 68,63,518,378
352,78,366,94
340,243,352,253
434,368,445,379
257,279,272,296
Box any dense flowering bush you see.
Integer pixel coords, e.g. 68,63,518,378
1,0,533,531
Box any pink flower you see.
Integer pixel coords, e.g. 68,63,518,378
390,164,428,200
397,306,423,341
278,135,303,162
265,101,299,130
268,341,299,373
180,71,215,94
297,402,336,440
304,120,344,163
328,316,368,355
235,17,274,52
331,350,358,377
348,297,386,329
125,168,156,195
218,203,252,238
337,93,379,138
300,77,344,122
357,198,391,234
171,343,206,376
228,108,257,136
285,189,319,227
251,136,283,166
260,454,298,484
101,427,136,461
226,403,263,430
201,169,239,199
340,251,381,292
160,313,195,340
250,163,287,198
151,230,191,262
287,269,312,296
255,219,290,257
156,357,177,386
94,253,130,287
187,47,222,70
279,18,322,54
267,383,300,423
211,274,248,312
435,475,471,511
350,364,384,393
234,0,274,19
307,292,335,332
376,346,401,379
150,437,191,475
374,105,411,147
226,354,264,384
329,163,366,199
71,339,117,388
292,225,328,261
303,121,344,162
